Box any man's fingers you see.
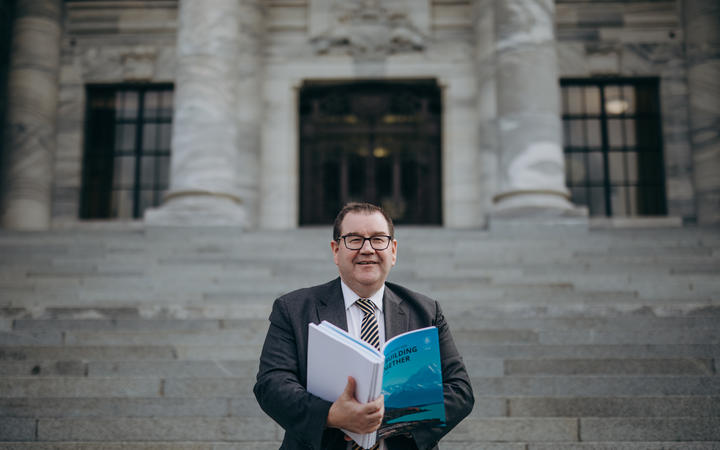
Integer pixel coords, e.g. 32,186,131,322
342,376,356,398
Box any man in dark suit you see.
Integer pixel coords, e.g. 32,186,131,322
254,203,474,450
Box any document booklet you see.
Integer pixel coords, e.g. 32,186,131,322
307,321,445,449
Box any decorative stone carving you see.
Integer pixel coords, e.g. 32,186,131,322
310,0,425,58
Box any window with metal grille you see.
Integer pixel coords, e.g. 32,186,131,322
561,78,667,217
80,85,173,219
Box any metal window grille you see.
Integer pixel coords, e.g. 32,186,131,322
80,85,173,219
561,78,667,217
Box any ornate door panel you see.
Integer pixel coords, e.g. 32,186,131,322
299,80,442,225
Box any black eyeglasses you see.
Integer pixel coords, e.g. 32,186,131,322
338,234,393,250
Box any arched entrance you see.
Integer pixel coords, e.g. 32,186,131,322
299,80,442,225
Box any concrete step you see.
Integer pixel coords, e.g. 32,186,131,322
2,443,720,450
0,417,280,442
3,416,719,443
507,396,720,417
3,374,718,399
469,376,720,396
0,443,281,450
0,397,258,418
446,417,720,442
0,360,258,378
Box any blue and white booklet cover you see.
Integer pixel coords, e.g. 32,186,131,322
307,321,445,448
379,326,446,439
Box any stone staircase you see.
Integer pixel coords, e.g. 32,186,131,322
0,225,719,449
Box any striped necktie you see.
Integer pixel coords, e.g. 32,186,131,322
356,298,380,351
352,298,381,450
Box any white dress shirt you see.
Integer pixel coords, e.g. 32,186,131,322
340,279,387,450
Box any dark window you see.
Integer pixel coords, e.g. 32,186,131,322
299,80,442,225
81,85,173,219
561,78,666,217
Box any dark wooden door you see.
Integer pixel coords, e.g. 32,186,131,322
299,80,442,225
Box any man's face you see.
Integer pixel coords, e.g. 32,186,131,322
331,211,397,298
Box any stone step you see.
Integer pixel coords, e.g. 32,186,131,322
0,397,259,418
2,395,717,420
452,315,720,330
470,375,720,396
3,301,718,321
4,321,718,346
2,443,719,450
0,346,177,361
445,417,720,442
0,356,712,379
3,375,718,399
0,377,165,398
502,358,716,375
8,315,719,333
0,417,280,442
455,343,720,359
0,360,259,378
525,444,720,450
507,396,720,417
0,442,281,450
11,319,227,331
2,352,715,379
2,416,719,443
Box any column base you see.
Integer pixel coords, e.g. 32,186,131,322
489,191,588,232
1,199,51,231
144,194,248,227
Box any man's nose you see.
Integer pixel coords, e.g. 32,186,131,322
359,239,375,253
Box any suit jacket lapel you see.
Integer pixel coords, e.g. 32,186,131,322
383,285,409,340
315,277,349,331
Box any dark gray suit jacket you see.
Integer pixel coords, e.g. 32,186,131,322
253,278,474,450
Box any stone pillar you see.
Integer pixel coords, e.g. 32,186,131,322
685,0,720,225
0,0,61,230
144,0,264,227
474,0,499,227
490,0,583,224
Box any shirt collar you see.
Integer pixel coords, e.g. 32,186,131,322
340,279,385,312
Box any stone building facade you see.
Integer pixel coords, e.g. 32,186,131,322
0,0,718,230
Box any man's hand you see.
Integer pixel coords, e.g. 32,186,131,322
327,376,384,434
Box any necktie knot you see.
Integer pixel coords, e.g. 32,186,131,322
355,298,375,316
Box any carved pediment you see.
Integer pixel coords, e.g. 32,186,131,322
310,0,426,58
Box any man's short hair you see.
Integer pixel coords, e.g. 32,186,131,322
333,202,395,241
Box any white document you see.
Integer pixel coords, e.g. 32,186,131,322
307,321,385,449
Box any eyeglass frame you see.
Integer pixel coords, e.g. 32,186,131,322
337,234,394,251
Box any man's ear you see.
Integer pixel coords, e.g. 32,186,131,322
330,240,340,263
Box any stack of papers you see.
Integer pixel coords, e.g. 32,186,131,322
307,321,384,448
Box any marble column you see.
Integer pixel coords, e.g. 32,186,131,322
490,0,583,223
0,0,61,230
144,0,264,227
685,0,720,225
474,0,499,226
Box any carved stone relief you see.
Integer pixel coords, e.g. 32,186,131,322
310,0,426,58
